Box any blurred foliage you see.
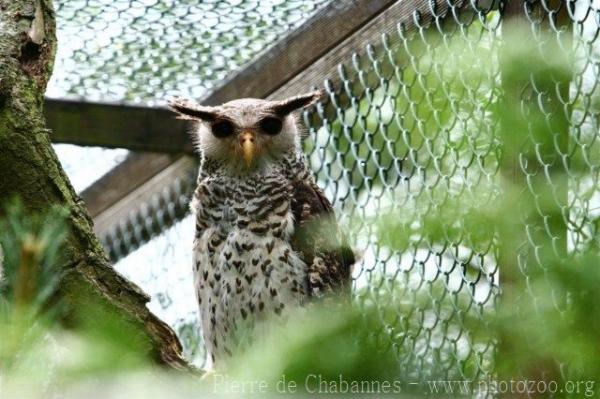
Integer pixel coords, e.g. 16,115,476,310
0,199,68,313
0,199,154,397
0,199,69,391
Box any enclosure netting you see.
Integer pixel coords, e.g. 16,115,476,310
50,0,331,102
52,0,597,388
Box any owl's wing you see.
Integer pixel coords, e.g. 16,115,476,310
290,179,355,297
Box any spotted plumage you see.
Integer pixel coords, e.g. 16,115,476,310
168,92,354,369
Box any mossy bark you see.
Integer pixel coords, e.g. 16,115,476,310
0,0,189,370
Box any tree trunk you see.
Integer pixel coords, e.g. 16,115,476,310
0,0,189,370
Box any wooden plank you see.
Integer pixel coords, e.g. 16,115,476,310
93,156,196,240
80,152,182,218
47,99,193,153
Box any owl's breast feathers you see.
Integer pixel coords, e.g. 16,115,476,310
193,158,354,298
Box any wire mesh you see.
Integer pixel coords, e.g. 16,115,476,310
301,3,506,384
55,0,599,390
49,0,331,103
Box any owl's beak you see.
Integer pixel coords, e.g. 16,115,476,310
239,131,256,167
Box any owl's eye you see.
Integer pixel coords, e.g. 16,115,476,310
259,117,283,136
211,120,235,138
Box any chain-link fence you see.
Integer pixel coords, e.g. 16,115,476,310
50,0,331,103
304,5,502,382
52,0,598,388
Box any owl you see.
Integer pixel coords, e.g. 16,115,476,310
168,92,355,369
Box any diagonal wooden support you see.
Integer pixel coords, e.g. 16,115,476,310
81,152,182,219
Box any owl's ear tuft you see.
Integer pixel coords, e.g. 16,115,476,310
167,97,219,121
272,91,322,116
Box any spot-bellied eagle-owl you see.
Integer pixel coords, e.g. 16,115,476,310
168,92,355,369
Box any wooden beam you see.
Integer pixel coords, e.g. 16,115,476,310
93,156,196,240
81,152,182,218
47,99,193,153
